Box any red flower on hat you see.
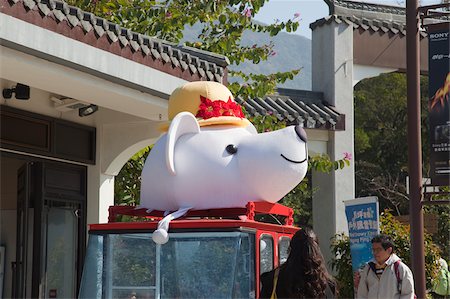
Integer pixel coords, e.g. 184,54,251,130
223,98,245,118
196,96,221,119
196,96,244,120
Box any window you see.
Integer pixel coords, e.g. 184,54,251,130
278,236,291,265
79,231,255,299
109,233,157,298
259,234,274,274
160,232,254,298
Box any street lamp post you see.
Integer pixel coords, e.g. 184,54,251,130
406,0,426,297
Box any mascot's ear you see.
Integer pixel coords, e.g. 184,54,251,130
244,123,257,135
166,112,200,175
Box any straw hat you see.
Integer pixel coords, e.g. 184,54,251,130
160,81,251,131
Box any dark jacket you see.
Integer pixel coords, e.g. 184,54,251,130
260,269,287,299
260,269,336,299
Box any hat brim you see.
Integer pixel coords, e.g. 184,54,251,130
159,116,251,132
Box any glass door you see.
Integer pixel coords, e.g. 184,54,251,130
42,200,80,299
13,160,86,298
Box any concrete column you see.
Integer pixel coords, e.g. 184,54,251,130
87,167,114,225
311,21,355,264
87,124,115,225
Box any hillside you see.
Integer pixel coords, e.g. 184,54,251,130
183,24,312,90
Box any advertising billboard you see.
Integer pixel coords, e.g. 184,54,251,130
428,27,450,185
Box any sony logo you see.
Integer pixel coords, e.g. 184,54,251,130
430,32,449,39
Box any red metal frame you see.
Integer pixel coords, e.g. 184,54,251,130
90,218,298,234
108,201,294,225
253,229,299,298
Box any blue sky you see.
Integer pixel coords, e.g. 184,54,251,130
254,0,442,39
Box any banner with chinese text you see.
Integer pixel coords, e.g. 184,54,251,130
345,196,379,274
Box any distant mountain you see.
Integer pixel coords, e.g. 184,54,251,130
183,24,312,90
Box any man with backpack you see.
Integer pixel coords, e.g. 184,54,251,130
356,234,415,299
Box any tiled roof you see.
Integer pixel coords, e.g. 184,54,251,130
2,0,229,83
327,0,406,16
310,0,428,37
236,88,345,130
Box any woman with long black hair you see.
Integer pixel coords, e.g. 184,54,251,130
260,227,337,299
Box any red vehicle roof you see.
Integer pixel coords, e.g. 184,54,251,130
90,218,299,234
90,201,299,234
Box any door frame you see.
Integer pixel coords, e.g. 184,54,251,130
1,151,87,298
14,162,31,298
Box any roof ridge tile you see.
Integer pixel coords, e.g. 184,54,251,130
36,0,51,16
92,17,106,37
23,0,36,10
64,6,81,28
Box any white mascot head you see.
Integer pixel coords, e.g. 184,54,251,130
140,81,308,244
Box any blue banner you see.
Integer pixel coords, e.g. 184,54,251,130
344,197,379,273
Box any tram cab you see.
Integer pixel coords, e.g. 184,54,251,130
78,202,299,299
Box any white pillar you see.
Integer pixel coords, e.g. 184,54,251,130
87,167,114,225
311,21,355,263
87,124,115,225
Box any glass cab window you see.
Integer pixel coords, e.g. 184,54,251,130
278,236,291,265
259,234,274,275
79,231,255,299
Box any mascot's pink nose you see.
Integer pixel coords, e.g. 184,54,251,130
295,125,307,143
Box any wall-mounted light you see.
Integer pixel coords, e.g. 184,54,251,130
2,83,30,100
50,96,98,117
79,104,98,117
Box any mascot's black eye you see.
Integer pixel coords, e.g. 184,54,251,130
226,144,238,155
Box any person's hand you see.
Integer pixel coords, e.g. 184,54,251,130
354,271,361,288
